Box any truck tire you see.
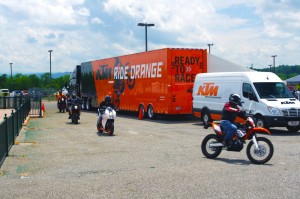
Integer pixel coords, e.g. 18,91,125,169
147,105,155,120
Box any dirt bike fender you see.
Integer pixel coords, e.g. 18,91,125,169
252,127,271,135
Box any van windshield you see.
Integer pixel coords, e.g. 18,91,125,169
253,82,294,99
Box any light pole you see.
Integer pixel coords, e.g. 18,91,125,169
268,64,272,72
207,43,213,54
138,23,155,51
48,50,53,82
271,55,277,73
10,63,13,90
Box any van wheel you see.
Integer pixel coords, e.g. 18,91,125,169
255,116,269,129
286,126,300,132
202,111,211,129
147,105,155,120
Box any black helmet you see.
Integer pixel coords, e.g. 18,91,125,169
229,94,242,106
104,95,111,103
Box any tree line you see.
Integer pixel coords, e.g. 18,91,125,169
0,73,70,92
252,65,300,80
0,65,299,92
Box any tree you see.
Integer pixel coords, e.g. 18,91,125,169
0,74,8,88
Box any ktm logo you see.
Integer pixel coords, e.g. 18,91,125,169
197,82,219,96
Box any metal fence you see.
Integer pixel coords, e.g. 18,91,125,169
0,96,42,117
0,97,40,167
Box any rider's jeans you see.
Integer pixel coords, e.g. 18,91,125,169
220,120,237,142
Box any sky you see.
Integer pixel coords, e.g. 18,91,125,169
0,0,300,75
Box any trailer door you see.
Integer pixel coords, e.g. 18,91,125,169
170,49,207,114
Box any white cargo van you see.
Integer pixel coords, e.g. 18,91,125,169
192,72,300,132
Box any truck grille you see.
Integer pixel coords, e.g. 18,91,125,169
282,109,300,117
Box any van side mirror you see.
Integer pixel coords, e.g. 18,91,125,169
248,92,255,101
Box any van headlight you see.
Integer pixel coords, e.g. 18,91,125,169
267,106,282,115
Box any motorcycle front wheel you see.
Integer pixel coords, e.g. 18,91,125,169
107,121,114,136
246,137,274,164
201,134,222,159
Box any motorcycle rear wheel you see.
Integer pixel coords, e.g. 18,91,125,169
246,137,273,164
201,134,222,159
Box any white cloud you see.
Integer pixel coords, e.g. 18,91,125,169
91,17,103,24
1,0,300,75
0,15,7,25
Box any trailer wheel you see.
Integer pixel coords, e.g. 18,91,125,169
86,100,91,111
147,105,155,120
139,105,145,119
81,100,86,110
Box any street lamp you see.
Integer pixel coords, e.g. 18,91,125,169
48,50,53,81
10,63,13,90
271,55,277,73
268,64,272,72
207,43,213,54
138,23,155,51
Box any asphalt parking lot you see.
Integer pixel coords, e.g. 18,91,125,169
0,101,300,199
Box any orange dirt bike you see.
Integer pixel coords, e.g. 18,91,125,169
201,116,274,164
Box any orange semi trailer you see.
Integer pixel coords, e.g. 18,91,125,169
69,48,207,119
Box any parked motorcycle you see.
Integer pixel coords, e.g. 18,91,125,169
97,107,116,136
57,97,66,113
70,103,80,124
201,116,274,164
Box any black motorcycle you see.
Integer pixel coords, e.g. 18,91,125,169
70,103,80,124
57,97,66,113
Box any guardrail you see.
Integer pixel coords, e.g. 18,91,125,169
0,97,34,167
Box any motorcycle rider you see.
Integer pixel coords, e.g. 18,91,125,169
66,93,72,111
68,92,81,119
97,95,114,130
56,90,66,110
220,94,246,146
56,90,65,101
